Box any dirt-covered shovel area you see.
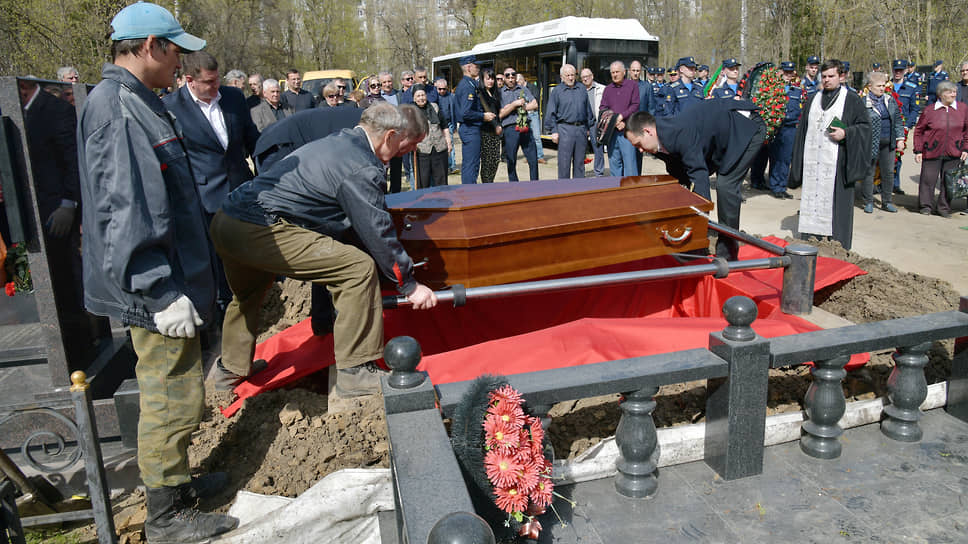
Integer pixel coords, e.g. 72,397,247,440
74,237,961,543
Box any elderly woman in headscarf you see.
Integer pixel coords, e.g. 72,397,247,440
411,84,451,188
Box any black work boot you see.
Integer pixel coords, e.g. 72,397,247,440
145,485,238,543
185,472,229,500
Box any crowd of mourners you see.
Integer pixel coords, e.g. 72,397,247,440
8,3,967,541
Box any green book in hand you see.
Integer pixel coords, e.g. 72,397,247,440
827,116,847,132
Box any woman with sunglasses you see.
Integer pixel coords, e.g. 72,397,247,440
479,68,504,183
359,76,385,109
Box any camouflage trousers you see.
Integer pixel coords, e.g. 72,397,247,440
129,327,204,488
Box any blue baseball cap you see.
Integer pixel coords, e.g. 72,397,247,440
722,58,741,68
698,64,709,71
110,2,205,52
656,67,665,74
675,56,697,69
872,62,881,69
458,55,480,66
892,59,908,70
780,61,796,72
806,56,820,65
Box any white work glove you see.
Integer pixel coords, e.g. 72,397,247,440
46,206,75,238
153,295,203,338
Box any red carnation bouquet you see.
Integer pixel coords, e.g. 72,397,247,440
514,90,530,133
3,243,32,296
450,376,568,541
738,63,787,142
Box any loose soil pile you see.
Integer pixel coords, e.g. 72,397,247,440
77,237,962,542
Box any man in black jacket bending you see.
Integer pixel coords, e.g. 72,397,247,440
624,100,766,260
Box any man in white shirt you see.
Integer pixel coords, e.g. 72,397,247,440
163,50,260,344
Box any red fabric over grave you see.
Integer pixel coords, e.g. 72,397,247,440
220,237,867,417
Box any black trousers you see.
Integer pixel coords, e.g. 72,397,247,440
715,114,767,261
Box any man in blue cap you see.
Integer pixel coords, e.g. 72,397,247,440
891,59,920,194
803,55,821,97
872,62,882,72
76,2,238,542
766,62,805,199
655,56,704,117
454,55,495,184
926,60,949,104
711,58,742,99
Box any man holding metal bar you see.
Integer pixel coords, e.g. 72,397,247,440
210,103,437,402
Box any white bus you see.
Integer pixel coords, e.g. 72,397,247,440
433,17,659,134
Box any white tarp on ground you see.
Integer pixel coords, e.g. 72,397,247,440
211,468,393,544
211,384,947,543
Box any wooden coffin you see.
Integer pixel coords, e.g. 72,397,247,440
385,175,714,290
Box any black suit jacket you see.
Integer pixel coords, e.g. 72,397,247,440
163,85,260,213
253,106,363,173
653,99,759,198
23,89,80,220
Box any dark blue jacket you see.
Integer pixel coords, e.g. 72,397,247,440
652,99,760,199
893,78,921,128
23,87,81,220
655,80,705,117
221,127,417,295
252,106,362,172
437,91,458,131
163,85,260,213
455,75,485,127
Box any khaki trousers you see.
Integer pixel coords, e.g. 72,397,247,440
129,327,204,488
209,212,384,374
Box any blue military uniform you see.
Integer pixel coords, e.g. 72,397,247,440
891,59,920,191
802,56,821,97
694,65,709,89
711,58,742,99
655,57,704,117
767,63,804,197
891,60,919,128
925,61,949,104
454,56,486,184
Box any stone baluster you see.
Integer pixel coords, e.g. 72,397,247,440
427,511,496,544
881,342,931,442
800,355,849,459
615,385,660,498
705,296,771,479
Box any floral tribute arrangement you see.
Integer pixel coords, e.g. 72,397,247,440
450,375,568,541
737,62,788,142
3,243,32,296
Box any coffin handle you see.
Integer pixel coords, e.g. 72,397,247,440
661,226,692,244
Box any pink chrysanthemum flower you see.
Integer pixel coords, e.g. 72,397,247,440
489,385,523,406
516,458,540,493
494,485,529,514
484,416,520,453
530,478,554,508
487,399,526,429
485,450,522,488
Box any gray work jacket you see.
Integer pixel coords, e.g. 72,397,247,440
77,63,216,330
